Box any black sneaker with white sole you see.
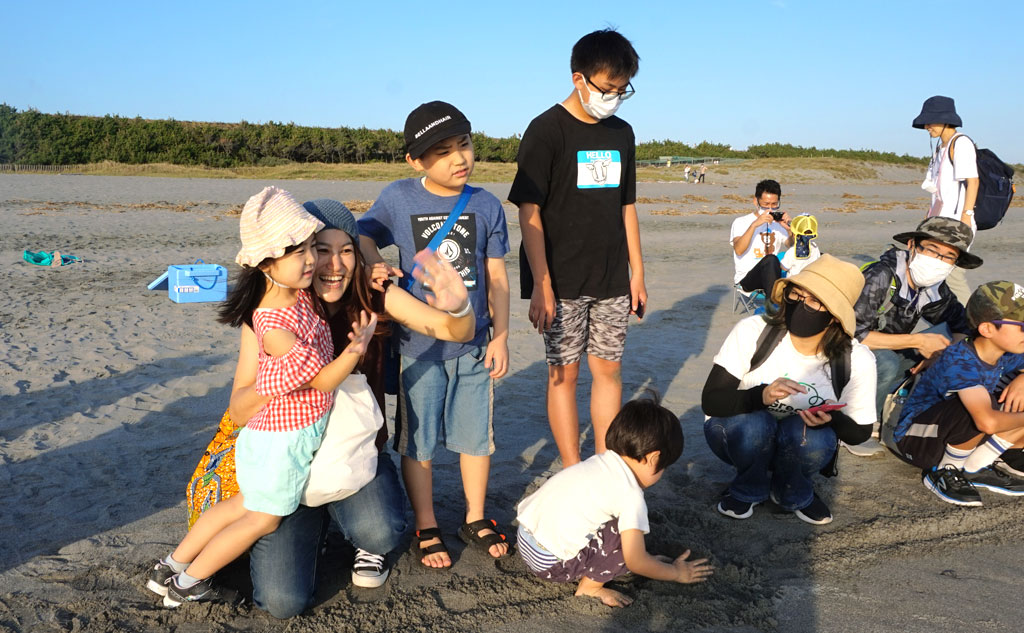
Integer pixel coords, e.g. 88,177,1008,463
794,494,833,525
163,576,244,608
922,466,982,507
716,493,757,519
145,560,175,597
993,455,1024,479
965,466,1024,496
351,549,390,588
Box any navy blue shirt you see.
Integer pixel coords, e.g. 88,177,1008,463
358,178,509,361
896,339,1024,440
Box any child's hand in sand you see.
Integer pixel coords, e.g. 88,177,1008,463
575,577,633,608
344,310,378,356
411,249,468,314
672,549,713,584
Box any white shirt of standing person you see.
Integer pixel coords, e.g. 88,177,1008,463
923,134,978,232
730,211,790,285
710,316,877,426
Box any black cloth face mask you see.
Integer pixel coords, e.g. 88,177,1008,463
784,299,833,337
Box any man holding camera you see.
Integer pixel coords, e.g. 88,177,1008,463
731,179,792,295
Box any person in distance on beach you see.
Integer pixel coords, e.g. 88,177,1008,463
508,28,646,469
849,217,979,455
888,281,1024,507
516,394,713,608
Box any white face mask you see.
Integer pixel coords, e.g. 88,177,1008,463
578,82,622,120
907,250,954,288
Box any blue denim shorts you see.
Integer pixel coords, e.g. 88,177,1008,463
235,414,327,516
394,346,494,461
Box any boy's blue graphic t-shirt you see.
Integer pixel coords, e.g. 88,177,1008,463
896,339,1024,440
358,178,510,361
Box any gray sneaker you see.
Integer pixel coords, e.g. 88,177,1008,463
163,576,243,608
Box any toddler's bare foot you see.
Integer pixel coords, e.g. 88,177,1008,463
51,251,62,268
575,577,633,608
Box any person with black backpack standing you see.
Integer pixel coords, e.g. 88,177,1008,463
913,96,980,304
701,256,877,525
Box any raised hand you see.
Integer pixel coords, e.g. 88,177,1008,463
345,310,379,357
411,248,468,313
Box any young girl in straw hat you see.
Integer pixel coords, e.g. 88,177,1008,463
701,255,877,525
148,186,380,607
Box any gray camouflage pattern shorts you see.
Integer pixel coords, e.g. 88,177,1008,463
544,295,630,366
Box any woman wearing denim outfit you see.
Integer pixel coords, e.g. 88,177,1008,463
701,255,877,526
225,199,477,617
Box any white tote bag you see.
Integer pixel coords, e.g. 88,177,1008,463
301,373,383,507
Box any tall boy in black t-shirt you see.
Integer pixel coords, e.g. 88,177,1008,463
508,29,646,468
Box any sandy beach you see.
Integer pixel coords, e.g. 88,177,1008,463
2,169,1024,633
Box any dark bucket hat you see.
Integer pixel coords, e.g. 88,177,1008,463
892,217,982,269
912,95,962,129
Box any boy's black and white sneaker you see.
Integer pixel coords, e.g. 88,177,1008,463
716,493,757,519
162,576,243,608
965,466,1024,496
145,560,175,597
794,494,833,525
351,548,390,588
922,466,982,507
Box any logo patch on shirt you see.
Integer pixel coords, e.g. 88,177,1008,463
410,212,477,288
577,150,621,189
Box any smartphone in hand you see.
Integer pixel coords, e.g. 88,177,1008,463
634,300,645,319
805,402,846,415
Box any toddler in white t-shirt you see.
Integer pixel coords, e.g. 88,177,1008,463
516,395,714,608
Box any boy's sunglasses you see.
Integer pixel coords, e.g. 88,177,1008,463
991,320,1024,332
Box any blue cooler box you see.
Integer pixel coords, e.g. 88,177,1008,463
148,263,227,303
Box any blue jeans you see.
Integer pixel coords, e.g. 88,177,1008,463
249,453,406,619
873,323,952,415
395,347,494,461
704,411,837,511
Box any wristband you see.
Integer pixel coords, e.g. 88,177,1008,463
963,208,974,215
447,301,472,318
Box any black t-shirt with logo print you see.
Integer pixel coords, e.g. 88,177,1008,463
508,104,636,301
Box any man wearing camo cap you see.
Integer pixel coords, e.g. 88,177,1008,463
887,281,1024,506
846,217,982,455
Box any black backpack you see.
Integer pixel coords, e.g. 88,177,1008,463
949,135,1015,230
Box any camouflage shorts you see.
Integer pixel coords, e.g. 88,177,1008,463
544,295,630,366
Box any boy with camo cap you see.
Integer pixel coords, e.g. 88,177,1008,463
890,281,1024,506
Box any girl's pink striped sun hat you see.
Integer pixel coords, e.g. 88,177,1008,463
236,186,324,267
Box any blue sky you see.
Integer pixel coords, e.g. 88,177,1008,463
4,0,1023,161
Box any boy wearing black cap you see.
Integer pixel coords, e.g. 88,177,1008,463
508,29,645,468
890,281,1024,506
913,95,980,303
358,101,511,568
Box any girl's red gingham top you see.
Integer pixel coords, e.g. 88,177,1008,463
249,289,334,432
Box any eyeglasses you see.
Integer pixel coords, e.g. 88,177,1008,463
584,75,635,102
991,320,1024,332
785,287,827,312
914,243,958,265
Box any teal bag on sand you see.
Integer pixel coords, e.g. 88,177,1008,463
23,250,81,266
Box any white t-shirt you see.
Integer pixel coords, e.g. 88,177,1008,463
730,212,790,284
780,242,821,276
924,134,978,232
711,316,877,426
516,451,649,561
